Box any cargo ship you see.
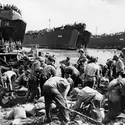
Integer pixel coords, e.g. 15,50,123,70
23,23,91,49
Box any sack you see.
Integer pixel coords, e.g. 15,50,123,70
19,86,28,91
14,107,26,119
51,103,56,109
11,119,21,125
90,108,104,122
23,103,35,116
5,110,14,120
108,90,120,102
37,96,45,103
35,102,45,110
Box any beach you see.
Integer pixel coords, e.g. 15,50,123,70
23,48,119,65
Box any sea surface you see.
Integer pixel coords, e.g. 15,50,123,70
22,48,119,65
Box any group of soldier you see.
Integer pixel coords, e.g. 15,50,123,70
0,47,125,124
0,4,22,15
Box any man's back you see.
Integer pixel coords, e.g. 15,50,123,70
43,76,70,99
80,86,103,101
44,76,68,88
85,63,99,77
115,58,124,73
66,65,80,76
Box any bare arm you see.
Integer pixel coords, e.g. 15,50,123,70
63,83,70,101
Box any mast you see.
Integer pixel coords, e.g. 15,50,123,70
49,19,51,29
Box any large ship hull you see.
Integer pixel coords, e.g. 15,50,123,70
88,32,125,49
23,23,91,50
23,29,125,50
0,9,26,42
23,25,125,50
23,28,79,49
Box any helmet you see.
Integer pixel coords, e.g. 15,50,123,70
78,48,84,53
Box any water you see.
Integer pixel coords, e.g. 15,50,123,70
22,47,118,65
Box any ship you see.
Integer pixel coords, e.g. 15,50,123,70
0,4,26,63
23,22,125,50
88,32,125,49
23,23,91,50
0,4,26,44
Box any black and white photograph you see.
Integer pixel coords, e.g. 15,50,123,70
0,0,125,124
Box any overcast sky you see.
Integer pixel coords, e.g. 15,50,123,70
1,0,125,34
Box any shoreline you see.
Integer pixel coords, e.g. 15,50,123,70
22,47,119,65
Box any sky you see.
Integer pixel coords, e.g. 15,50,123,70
1,0,125,34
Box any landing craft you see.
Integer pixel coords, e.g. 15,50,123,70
0,5,26,44
0,4,26,64
23,23,91,50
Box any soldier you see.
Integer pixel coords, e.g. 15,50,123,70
103,71,125,124
2,70,17,97
77,48,87,66
84,57,101,88
64,65,81,87
113,55,124,78
60,57,70,66
43,76,72,124
28,67,42,102
15,69,31,88
60,57,71,78
71,86,104,122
